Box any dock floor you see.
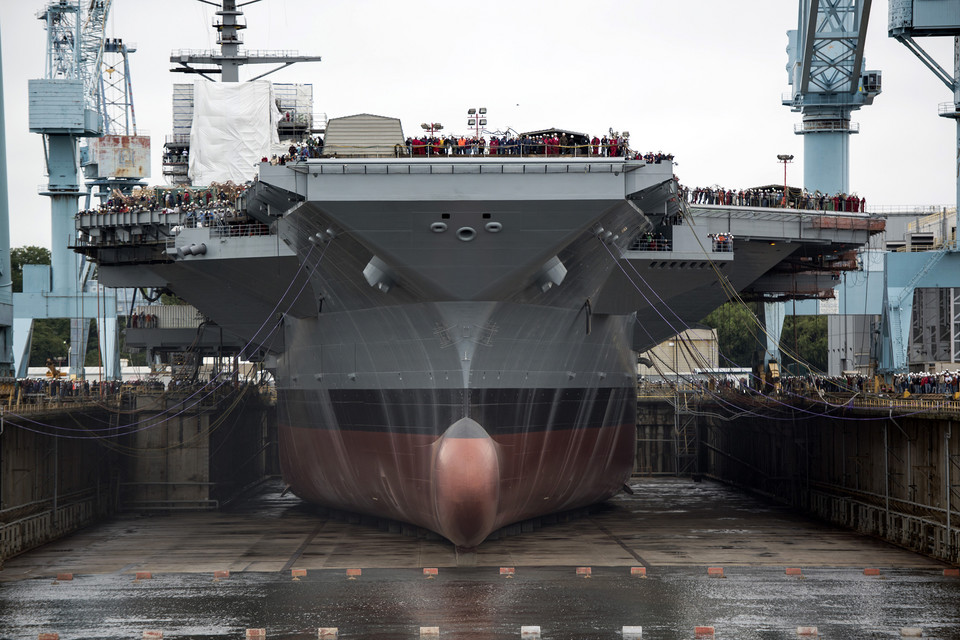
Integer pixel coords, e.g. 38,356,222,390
0,477,944,579
3,478,959,640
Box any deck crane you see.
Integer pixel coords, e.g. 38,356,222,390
16,0,121,379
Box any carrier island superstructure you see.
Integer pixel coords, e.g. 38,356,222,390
75,152,881,548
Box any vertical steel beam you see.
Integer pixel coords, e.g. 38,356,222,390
884,421,890,530
947,421,952,555
0,27,14,375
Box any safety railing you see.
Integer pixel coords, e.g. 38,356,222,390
637,384,960,417
938,102,960,117
170,48,308,59
794,121,860,134
0,490,104,562
208,222,272,238
628,237,673,252
310,143,652,160
867,204,953,215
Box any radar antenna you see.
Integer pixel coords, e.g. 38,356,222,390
170,0,322,83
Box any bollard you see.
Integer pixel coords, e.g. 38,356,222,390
317,628,338,638
785,568,803,576
135,572,152,581
423,568,438,578
796,627,818,636
706,567,724,577
520,626,541,639
622,626,643,638
863,568,881,576
143,632,163,640
55,573,73,581
346,568,362,579
576,567,592,578
900,628,923,638
246,630,266,639
213,570,230,580
944,568,959,577
420,627,440,637
500,567,515,577
292,569,307,579
694,626,715,638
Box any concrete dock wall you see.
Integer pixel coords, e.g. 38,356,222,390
0,409,118,562
119,386,274,510
0,386,275,563
639,390,960,565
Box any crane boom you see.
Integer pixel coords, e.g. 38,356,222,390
80,0,112,126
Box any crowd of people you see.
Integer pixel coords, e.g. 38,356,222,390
14,377,126,402
6,376,250,407
77,183,253,235
128,312,158,329
265,137,325,165
633,231,671,251
79,182,247,218
682,185,867,213
708,233,734,253
892,371,960,396
773,372,960,397
402,133,640,158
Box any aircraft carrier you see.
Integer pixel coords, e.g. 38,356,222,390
76,152,882,548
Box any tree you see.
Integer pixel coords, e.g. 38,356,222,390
700,302,762,368
779,315,828,374
11,246,51,293
29,318,69,368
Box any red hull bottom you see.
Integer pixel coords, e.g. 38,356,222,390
279,420,636,548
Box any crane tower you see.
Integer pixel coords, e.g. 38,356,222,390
785,0,882,194
18,0,121,379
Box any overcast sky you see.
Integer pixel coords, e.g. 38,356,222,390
2,0,957,249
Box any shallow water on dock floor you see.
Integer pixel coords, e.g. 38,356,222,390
2,566,960,640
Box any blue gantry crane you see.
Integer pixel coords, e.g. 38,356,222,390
876,1,960,376
16,0,122,379
763,0,881,370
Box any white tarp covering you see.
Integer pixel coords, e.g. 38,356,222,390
188,81,279,185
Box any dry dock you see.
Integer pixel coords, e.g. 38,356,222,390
2,478,959,639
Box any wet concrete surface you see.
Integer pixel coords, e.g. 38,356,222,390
2,478,959,638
